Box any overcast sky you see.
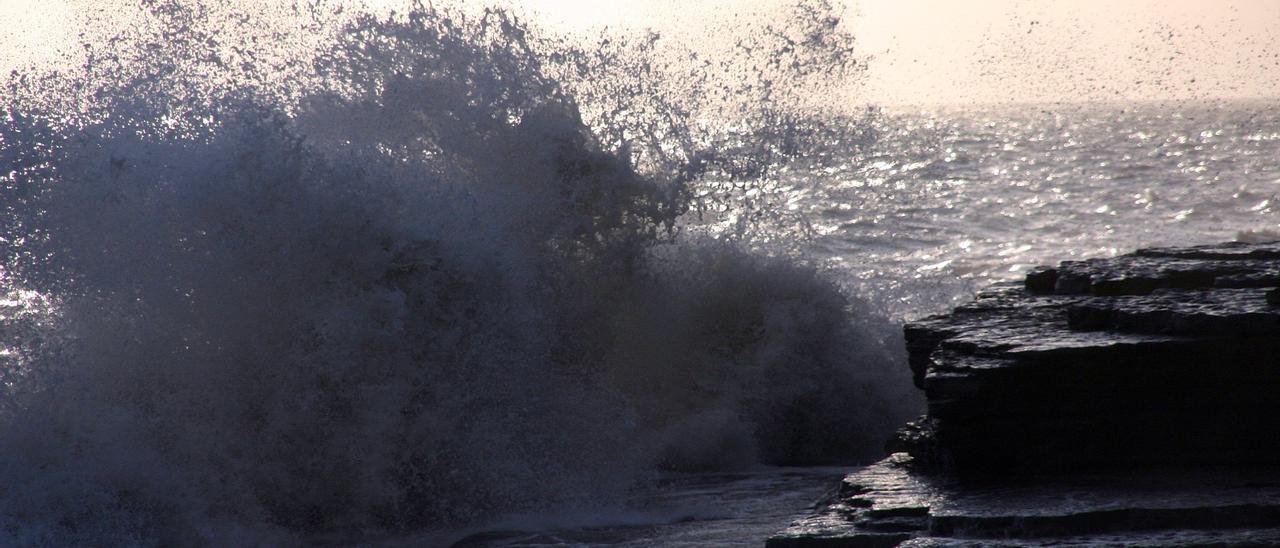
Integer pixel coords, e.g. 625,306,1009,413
4,0,1279,105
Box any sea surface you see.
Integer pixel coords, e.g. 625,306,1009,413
803,101,1280,318
1,3,1279,546
443,101,1280,546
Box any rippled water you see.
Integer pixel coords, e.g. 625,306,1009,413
797,101,1280,317
9,98,1276,547
468,100,1280,546
3,2,1278,544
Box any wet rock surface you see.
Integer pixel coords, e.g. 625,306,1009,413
771,242,1280,547
769,453,1280,548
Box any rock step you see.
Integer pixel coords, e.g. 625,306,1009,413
910,287,1280,370
929,504,1280,539
1134,241,1280,260
1067,288,1280,335
774,242,1280,546
769,455,934,548
901,243,1280,473
771,455,1280,547
1027,247,1280,296
899,528,1280,547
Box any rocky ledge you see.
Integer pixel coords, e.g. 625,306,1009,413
771,241,1280,547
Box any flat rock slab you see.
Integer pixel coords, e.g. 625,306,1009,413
899,529,1280,547
901,241,1280,473
1067,287,1280,335
768,455,936,548
769,455,1280,547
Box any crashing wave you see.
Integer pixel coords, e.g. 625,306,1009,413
0,1,915,543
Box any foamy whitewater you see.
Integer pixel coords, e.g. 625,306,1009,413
0,1,1278,546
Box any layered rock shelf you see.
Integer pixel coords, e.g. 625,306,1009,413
771,241,1280,547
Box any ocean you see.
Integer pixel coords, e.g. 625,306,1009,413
0,2,1277,546
428,101,1280,546
805,101,1280,318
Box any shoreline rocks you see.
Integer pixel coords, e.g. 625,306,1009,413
770,241,1280,546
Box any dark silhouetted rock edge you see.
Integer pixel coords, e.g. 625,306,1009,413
770,241,1280,547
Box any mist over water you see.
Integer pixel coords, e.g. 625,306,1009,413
0,1,917,544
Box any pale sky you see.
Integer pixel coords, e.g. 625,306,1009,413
850,0,1280,104
4,0,1279,105
517,0,1280,105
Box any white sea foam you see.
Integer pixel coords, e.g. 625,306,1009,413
5,2,1277,544
0,1,915,543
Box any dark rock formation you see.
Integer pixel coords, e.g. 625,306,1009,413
771,241,1280,547
770,453,1280,547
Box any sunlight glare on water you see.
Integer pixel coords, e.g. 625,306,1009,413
0,1,1278,546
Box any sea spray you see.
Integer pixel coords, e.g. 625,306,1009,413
0,1,916,542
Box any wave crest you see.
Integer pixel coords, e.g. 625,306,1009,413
0,1,915,542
